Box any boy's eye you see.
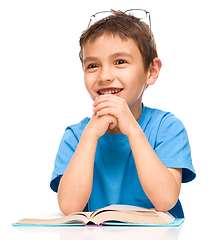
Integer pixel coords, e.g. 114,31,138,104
116,60,127,65
87,64,98,69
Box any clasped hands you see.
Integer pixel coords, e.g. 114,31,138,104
90,94,140,138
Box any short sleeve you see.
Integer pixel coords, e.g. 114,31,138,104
50,117,90,192
154,115,196,183
50,128,79,192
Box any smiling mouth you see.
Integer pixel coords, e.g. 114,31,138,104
97,88,123,95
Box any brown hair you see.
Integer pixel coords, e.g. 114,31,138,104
79,10,158,71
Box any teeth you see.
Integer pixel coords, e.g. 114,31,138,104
99,89,121,95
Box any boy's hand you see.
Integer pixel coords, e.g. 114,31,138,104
85,112,118,139
93,94,139,137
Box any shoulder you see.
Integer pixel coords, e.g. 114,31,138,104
141,104,188,150
143,104,177,121
141,104,184,132
64,117,90,140
66,117,91,130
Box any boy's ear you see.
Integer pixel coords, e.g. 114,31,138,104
146,58,162,86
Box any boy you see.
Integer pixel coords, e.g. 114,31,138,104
50,10,196,218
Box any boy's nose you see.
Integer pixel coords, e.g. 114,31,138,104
98,67,115,83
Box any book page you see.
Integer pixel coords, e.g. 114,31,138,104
156,211,175,224
89,205,174,225
16,212,89,225
105,204,156,212
105,205,175,223
91,209,168,225
90,204,156,218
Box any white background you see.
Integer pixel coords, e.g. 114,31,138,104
0,0,210,239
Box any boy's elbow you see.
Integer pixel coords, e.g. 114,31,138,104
59,204,73,216
59,202,81,216
58,196,84,216
153,196,178,212
154,202,172,212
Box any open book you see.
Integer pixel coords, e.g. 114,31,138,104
13,205,183,227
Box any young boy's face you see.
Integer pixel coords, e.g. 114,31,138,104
82,34,150,115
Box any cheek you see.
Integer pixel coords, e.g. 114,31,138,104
84,75,96,100
121,69,144,88
84,74,92,91
131,68,148,87
123,70,148,100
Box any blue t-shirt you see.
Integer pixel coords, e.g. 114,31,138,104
50,104,196,218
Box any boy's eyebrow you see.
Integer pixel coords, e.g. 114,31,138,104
83,51,133,65
83,56,99,65
109,51,133,59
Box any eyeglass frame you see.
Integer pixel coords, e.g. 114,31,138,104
87,9,153,67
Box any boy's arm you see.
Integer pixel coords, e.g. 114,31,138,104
57,113,117,215
128,128,182,212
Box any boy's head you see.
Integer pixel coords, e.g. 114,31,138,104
79,9,162,114
79,10,158,72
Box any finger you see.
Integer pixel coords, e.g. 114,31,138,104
96,107,117,117
109,121,118,130
93,96,109,107
107,116,118,129
93,101,115,113
93,94,119,107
